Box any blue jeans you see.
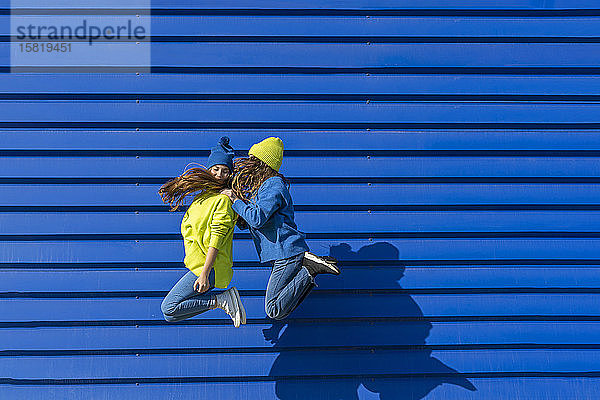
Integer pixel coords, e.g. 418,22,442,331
265,252,315,320
161,269,216,322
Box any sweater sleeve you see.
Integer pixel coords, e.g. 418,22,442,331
231,178,283,229
208,196,236,249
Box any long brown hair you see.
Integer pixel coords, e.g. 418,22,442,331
159,165,230,211
231,155,289,201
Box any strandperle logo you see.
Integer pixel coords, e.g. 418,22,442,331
14,19,147,44
10,0,151,72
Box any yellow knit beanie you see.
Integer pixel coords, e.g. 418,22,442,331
249,137,284,172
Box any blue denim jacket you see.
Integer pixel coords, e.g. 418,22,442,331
232,176,309,263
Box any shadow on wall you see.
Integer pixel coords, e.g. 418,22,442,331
265,242,477,400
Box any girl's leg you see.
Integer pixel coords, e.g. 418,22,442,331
265,253,316,320
161,270,216,322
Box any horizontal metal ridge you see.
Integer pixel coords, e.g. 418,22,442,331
3,343,600,357
4,371,600,386
3,287,600,298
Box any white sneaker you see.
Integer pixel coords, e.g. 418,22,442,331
303,252,340,276
230,287,247,325
215,288,242,328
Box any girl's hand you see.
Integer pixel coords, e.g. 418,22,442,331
220,189,236,201
236,218,249,230
193,273,210,293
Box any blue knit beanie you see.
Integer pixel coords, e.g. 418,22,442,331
207,136,234,171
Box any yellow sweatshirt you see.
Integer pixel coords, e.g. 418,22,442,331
180,192,237,288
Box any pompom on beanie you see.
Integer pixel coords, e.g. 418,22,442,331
207,136,235,171
249,137,284,172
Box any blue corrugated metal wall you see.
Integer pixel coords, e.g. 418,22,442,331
2,1,600,399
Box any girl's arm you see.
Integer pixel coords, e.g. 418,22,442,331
194,247,218,293
209,196,236,248
193,196,235,293
220,190,248,230
225,179,284,229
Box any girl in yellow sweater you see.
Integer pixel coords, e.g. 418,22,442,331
159,137,246,328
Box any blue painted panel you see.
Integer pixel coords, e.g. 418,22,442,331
4,321,600,350
3,130,600,151
136,43,600,68
3,156,600,178
3,184,600,207
144,16,600,37
0,379,599,400
3,238,600,263
4,266,600,292
2,294,600,322
2,75,600,96
4,211,600,235
1,102,600,125
5,16,600,37
4,43,600,69
3,349,600,379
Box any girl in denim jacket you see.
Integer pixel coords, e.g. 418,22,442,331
221,137,340,320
